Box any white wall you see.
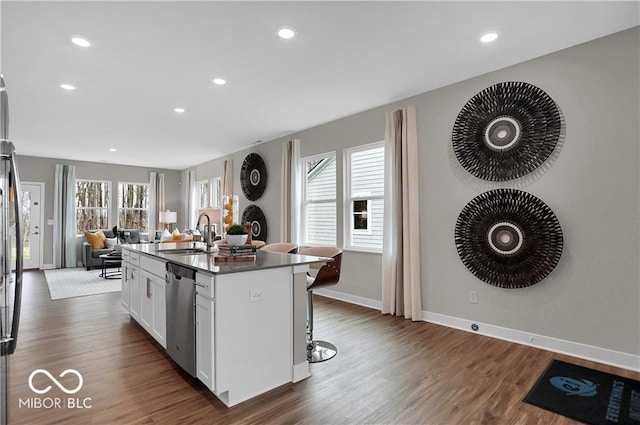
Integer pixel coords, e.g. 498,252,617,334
186,27,640,362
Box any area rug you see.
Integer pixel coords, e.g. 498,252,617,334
44,268,121,300
524,359,640,425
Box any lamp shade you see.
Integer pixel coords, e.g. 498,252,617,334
198,207,221,224
159,210,177,223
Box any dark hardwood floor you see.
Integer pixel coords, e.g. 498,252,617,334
8,270,639,424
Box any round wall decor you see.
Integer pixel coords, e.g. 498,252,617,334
454,189,563,288
240,153,268,201
242,204,268,242
452,81,562,181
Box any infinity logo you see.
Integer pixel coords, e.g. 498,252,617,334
28,369,83,395
550,376,598,397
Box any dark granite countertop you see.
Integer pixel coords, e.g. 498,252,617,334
124,242,329,275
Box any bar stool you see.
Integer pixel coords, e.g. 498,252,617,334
261,242,298,254
298,246,343,363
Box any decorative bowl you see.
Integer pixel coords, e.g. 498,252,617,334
226,234,248,246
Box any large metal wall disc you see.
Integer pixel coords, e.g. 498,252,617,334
454,189,563,288
242,204,268,242
240,153,268,201
452,81,562,181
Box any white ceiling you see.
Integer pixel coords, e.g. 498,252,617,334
1,1,638,170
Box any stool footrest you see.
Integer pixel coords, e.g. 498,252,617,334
307,340,337,363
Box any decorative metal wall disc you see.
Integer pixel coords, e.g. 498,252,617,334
240,153,268,201
242,204,268,242
454,189,563,288
452,81,561,181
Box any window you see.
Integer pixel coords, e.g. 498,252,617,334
211,177,221,208
301,153,336,245
197,180,210,209
344,142,384,252
76,179,111,234
117,182,150,232
197,178,221,209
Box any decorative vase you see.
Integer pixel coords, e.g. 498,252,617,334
222,195,239,234
226,234,248,246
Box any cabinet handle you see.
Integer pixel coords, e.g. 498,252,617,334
194,283,208,289
147,278,151,298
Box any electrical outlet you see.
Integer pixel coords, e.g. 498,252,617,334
249,289,264,303
469,290,478,304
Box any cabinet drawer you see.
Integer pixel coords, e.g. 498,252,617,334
124,250,140,266
195,273,215,299
140,254,166,278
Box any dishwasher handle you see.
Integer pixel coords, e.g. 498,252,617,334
166,262,197,281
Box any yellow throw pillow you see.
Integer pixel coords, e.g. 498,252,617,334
84,230,106,250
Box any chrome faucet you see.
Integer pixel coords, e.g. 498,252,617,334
197,212,216,252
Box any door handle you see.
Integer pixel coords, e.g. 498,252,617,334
147,278,151,298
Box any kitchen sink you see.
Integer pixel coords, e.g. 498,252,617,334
157,248,206,255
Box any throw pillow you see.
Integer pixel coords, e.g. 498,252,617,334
85,230,106,250
105,237,117,249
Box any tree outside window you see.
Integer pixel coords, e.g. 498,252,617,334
118,182,149,232
76,180,110,234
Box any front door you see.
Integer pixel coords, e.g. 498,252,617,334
21,183,43,270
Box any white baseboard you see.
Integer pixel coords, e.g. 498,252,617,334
292,361,310,383
40,264,55,270
313,288,382,310
424,311,640,372
313,290,640,372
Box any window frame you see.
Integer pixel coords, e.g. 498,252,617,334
210,177,222,208
75,178,112,235
343,141,385,253
197,179,210,210
300,151,337,247
116,181,150,233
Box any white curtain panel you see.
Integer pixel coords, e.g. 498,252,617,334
382,106,423,321
279,139,301,243
222,159,233,196
53,164,76,268
149,172,165,233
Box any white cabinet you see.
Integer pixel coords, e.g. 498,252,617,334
139,256,167,349
140,271,153,331
195,293,214,391
121,262,130,312
151,273,166,348
125,251,141,322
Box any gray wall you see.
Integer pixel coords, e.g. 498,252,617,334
187,27,639,355
17,155,182,266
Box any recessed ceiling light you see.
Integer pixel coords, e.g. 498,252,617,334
60,84,76,90
71,36,92,47
109,148,117,152
277,27,296,40
480,32,499,43
212,78,226,86
174,108,185,113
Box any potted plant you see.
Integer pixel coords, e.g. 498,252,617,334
226,224,248,246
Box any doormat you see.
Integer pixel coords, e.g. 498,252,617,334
524,359,640,425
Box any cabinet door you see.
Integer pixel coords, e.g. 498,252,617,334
129,265,141,322
151,274,166,349
139,271,153,332
121,263,130,312
196,294,214,391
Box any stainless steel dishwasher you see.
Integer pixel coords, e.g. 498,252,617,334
165,262,197,377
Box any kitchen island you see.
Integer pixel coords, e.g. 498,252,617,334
120,242,328,407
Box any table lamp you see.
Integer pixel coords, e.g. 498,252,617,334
159,210,177,231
